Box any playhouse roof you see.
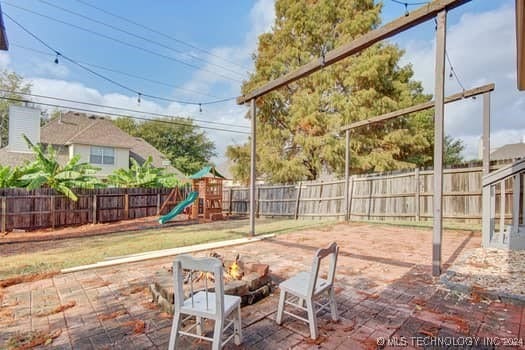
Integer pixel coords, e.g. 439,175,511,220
189,166,226,180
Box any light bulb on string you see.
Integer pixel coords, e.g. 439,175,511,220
137,93,141,104
404,3,409,16
449,70,454,80
199,103,202,113
54,53,59,64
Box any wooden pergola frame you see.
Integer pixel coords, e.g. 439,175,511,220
236,0,479,275
341,83,494,276
518,0,525,90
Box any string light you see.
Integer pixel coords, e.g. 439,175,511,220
3,13,237,107
54,52,59,64
0,95,251,135
137,93,141,104
0,88,251,129
199,103,202,113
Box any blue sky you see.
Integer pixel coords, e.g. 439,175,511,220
0,0,522,164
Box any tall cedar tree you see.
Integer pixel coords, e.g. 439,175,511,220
227,0,463,184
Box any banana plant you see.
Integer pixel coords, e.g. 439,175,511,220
0,165,32,188
108,156,180,188
21,135,104,201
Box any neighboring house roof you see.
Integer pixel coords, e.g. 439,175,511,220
0,111,185,177
129,137,185,177
490,143,525,161
41,112,134,149
216,161,233,180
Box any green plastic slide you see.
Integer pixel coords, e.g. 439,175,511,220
158,191,199,224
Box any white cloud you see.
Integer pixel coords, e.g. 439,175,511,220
401,3,525,160
0,51,10,70
33,61,70,78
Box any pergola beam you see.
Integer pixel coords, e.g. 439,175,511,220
236,0,471,105
341,83,495,131
517,0,525,90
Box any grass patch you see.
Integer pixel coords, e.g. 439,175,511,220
0,219,335,281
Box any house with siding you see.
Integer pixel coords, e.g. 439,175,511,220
0,106,184,179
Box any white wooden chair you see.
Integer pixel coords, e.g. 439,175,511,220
276,242,339,339
168,255,242,350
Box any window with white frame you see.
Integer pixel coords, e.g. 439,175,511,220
90,146,115,165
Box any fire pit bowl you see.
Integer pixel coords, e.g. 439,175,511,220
150,253,273,315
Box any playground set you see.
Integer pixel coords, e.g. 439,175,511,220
158,166,225,224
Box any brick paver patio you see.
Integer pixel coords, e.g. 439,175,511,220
1,222,524,349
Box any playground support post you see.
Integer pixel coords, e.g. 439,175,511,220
249,98,256,236
433,9,447,277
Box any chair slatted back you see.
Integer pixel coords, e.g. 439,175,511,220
173,255,224,316
307,242,339,296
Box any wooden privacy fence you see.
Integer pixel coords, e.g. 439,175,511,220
0,186,190,232
222,164,515,223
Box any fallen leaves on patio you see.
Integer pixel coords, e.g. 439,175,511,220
36,301,76,317
6,329,61,350
98,309,127,321
122,320,146,334
142,301,159,310
0,271,58,288
440,314,469,334
356,291,379,299
305,335,327,345
419,326,440,337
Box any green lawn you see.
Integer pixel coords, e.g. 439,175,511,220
0,219,336,280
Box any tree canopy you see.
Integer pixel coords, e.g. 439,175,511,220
227,0,463,184
113,117,216,175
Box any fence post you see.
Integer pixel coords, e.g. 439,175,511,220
228,188,233,216
156,193,161,215
92,194,97,224
415,168,420,221
50,195,55,229
294,182,302,220
348,177,354,221
124,193,129,219
256,187,261,218
1,196,6,233
319,182,324,220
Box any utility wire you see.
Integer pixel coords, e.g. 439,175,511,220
3,2,243,83
11,43,222,99
4,13,237,106
37,0,247,79
0,96,250,135
0,89,250,130
74,0,250,72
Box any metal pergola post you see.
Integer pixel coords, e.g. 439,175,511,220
249,98,257,236
344,129,350,221
432,9,447,276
